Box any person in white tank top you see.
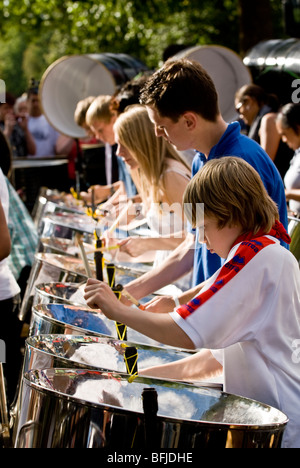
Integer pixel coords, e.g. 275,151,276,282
113,105,193,291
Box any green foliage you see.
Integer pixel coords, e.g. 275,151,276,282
0,0,284,97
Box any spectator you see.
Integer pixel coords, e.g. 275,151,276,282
27,85,73,158
0,91,36,157
276,103,300,216
235,84,293,178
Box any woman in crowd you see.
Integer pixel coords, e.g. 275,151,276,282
235,84,293,178
276,103,300,217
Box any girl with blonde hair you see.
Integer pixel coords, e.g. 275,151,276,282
113,104,192,289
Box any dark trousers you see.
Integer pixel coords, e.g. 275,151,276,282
0,294,23,405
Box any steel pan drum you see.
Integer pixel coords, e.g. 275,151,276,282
29,303,164,348
33,283,157,310
11,335,196,443
23,335,194,377
39,237,83,257
34,196,86,232
19,253,91,321
34,283,87,308
40,212,98,242
15,368,288,448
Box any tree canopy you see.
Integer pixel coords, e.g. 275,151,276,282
0,0,286,96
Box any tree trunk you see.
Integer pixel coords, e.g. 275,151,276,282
238,0,274,55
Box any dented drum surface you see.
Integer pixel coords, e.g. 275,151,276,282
15,368,288,448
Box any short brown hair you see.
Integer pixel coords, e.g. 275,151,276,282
86,95,115,126
183,157,279,234
139,58,220,122
74,96,95,127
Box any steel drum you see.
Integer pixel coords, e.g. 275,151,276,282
15,368,288,448
39,237,83,257
33,283,158,310
23,335,194,377
34,195,86,232
34,283,87,308
29,303,164,348
39,212,98,242
11,335,196,444
38,237,153,279
19,253,91,321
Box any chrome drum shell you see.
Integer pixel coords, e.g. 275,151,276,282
29,303,166,348
22,335,194,377
15,368,288,449
19,254,90,321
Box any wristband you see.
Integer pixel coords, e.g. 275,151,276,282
173,296,180,308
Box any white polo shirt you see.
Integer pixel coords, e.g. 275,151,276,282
171,236,300,448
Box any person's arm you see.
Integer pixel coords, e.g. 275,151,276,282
122,232,195,302
84,278,195,350
0,200,11,260
118,233,186,258
285,188,300,203
80,181,125,205
143,281,208,313
259,113,281,161
139,349,223,382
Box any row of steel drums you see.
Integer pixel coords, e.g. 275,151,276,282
7,191,289,449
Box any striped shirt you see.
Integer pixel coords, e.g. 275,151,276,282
5,178,38,279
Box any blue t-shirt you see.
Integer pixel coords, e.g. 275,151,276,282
190,121,288,287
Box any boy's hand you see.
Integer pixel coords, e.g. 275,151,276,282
84,278,120,319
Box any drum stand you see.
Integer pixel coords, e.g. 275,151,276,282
0,363,11,448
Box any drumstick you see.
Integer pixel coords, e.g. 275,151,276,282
75,233,93,278
94,237,104,282
114,284,146,311
108,200,133,234
107,265,128,341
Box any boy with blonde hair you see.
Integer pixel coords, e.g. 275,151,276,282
85,157,300,448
